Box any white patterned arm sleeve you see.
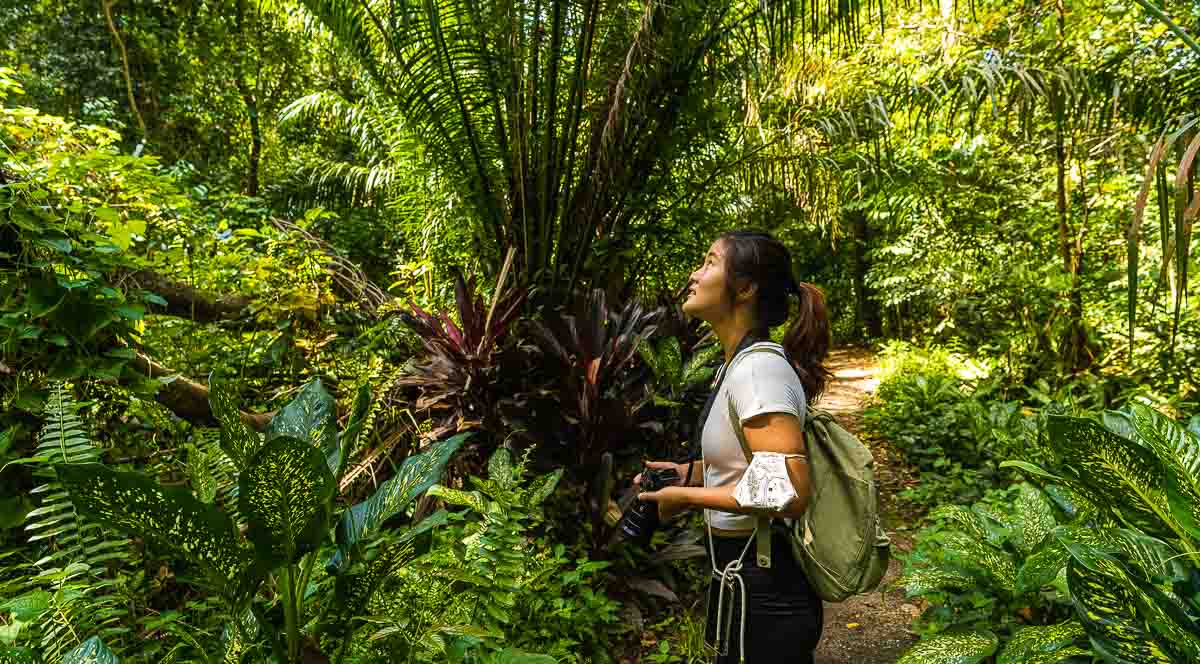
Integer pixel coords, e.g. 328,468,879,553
732,451,806,511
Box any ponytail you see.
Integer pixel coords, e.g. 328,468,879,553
783,282,833,403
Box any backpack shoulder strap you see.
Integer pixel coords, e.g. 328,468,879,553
724,343,789,568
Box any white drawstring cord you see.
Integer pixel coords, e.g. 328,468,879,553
708,517,756,663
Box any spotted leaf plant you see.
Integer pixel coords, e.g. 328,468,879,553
54,378,468,663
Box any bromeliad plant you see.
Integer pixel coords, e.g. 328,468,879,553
49,377,468,663
897,402,1200,663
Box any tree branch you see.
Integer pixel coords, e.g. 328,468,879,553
129,352,273,431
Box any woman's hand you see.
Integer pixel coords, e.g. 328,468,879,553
638,486,692,521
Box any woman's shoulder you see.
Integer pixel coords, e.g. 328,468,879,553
727,344,797,382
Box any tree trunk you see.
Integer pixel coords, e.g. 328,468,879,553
848,208,882,339
1052,83,1089,372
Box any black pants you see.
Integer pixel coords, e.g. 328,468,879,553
705,524,823,663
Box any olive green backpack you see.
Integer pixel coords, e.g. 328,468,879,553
728,344,891,603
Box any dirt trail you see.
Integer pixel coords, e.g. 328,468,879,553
813,347,918,664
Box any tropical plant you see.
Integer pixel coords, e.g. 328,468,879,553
637,334,719,461
394,249,526,442
897,484,1083,661
31,377,467,663
900,402,1200,662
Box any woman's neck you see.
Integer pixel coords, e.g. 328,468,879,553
714,316,757,364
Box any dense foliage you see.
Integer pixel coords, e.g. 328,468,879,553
1,0,1199,661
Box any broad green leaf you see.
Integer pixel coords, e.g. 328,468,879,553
57,463,248,589
329,433,468,572
240,436,335,568
0,591,49,621
428,485,487,512
523,468,563,506
1045,416,1180,541
1041,483,1095,523
1055,527,1191,586
62,636,118,664
1128,404,1200,537
899,567,977,596
0,647,38,663
265,379,336,453
930,505,1005,547
1016,539,1069,593
219,609,259,664
999,460,1065,483
940,531,1016,592
321,510,450,644
333,383,372,482
488,447,514,488
997,622,1089,664
895,631,998,664
207,374,263,470
1100,410,1138,442
1012,484,1057,556
1067,558,1176,663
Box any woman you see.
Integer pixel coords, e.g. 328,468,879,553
638,230,832,663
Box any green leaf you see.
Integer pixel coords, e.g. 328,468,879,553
1012,484,1057,556
899,567,977,596
488,447,514,488
62,636,118,664
36,237,72,254
107,217,145,250
0,646,39,663
997,622,1088,664
895,631,998,664
929,505,1005,547
0,591,50,621
57,463,248,590
320,510,450,643
1066,558,1176,664
1127,404,1200,537
265,379,336,453
999,460,1065,483
333,383,372,482
219,609,259,664
523,468,563,506
1045,416,1181,541
428,485,487,512
207,374,263,470
940,531,1017,592
329,433,468,573
240,436,335,568
1016,539,1069,593
1101,410,1138,442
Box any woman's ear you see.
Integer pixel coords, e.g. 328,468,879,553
735,279,758,304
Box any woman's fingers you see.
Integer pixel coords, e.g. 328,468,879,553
635,460,679,486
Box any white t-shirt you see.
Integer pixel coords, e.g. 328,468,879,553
702,343,807,532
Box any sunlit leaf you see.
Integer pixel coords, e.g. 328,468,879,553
488,447,514,488
940,531,1016,591
240,436,335,568
428,485,487,512
899,567,977,596
1016,539,1069,593
207,374,263,470
997,622,1088,664
1127,404,1200,537
895,631,998,664
1067,558,1176,663
57,463,248,589
523,468,563,506
0,647,39,663
1012,484,1056,556
329,433,468,573
265,379,337,455
333,383,372,482
930,505,1005,547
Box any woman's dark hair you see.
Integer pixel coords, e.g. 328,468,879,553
718,229,833,403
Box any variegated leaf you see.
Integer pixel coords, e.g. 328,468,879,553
899,567,977,596
220,609,260,664
930,505,1004,547
940,531,1017,592
240,436,335,568
1128,403,1200,537
1046,416,1179,540
1100,409,1138,442
334,383,372,482
488,447,515,488
523,468,563,506
207,374,263,470
1066,558,1180,663
1041,483,1096,523
329,433,468,573
1016,539,1069,593
428,485,487,512
895,631,998,664
997,622,1087,664
57,463,248,589
62,636,118,664
266,379,337,462
1055,526,1189,586
320,510,449,645
0,647,39,663
1012,484,1057,556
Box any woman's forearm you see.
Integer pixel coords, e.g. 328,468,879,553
670,484,808,520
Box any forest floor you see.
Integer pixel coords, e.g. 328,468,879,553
812,346,919,664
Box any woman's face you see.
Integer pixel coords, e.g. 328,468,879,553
683,240,730,321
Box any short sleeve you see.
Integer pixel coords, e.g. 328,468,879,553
726,351,807,424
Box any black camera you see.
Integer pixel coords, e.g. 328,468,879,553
615,467,680,547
